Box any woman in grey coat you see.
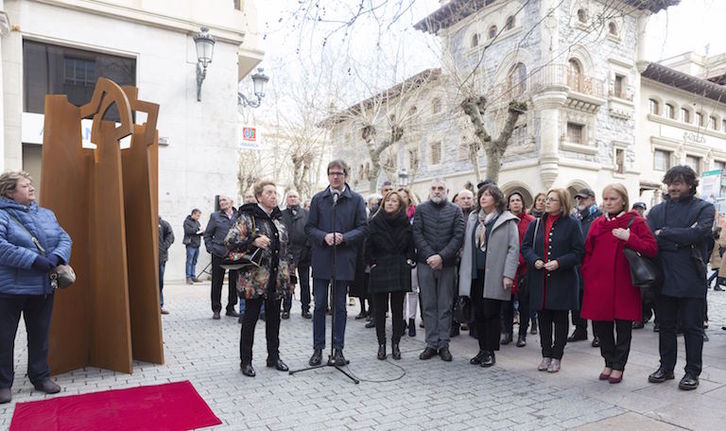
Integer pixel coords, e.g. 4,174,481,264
459,184,520,368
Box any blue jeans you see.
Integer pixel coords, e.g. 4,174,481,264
313,278,348,349
185,246,200,279
159,261,166,307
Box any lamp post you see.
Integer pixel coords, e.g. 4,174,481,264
193,27,215,102
238,68,270,108
398,168,409,188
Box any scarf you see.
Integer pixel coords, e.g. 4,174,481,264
475,209,499,252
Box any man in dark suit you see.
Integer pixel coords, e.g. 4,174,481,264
647,165,715,390
203,195,239,320
281,190,311,319
158,216,174,315
305,160,368,366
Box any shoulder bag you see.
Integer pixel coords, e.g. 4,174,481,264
622,216,662,290
221,216,264,271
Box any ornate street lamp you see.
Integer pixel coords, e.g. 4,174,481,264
238,68,270,108
193,26,215,102
398,168,409,187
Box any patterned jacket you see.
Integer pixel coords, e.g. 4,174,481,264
224,203,294,300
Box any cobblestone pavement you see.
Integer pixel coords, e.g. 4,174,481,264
2,280,726,430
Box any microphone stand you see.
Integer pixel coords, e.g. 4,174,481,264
289,190,359,384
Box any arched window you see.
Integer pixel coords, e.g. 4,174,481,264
505,16,515,30
665,103,675,119
568,59,582,92
488,25,497,39
432,98,441,114
608,22,617,36
508,63,527,96
471,33,479,48
648,99,659,115
577,9,587,23
680,108,690,123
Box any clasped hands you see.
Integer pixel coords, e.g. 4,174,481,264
253,235,271,250
534,259,559,271
324,232,344,246
426,254,443,270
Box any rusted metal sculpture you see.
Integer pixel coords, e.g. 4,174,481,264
40,77,163,374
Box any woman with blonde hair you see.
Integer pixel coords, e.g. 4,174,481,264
581,184,657,383
522,188,584,373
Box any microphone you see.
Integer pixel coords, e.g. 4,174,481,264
332,190,340,206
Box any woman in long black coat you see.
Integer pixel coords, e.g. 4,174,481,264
365,191,415,360
521,188,584,373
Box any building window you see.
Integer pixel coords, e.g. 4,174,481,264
686,155,701,174
680,108,690,123
648,99,659,115
432,98,441,114
615,149,624,174
608,22,617,36
408,148,419,170
430,142,442,164
715,160,726,171
567,122,584,145
665,103,675,119
696,112,704,127
577,9,587,23
233,0,241,10
511,125,527,146
471,33,479,48
709,116,717,130
23,40,136,117
488,25,497,39
654,149,671,171
614,75,624,98
568,59,582,92
505,16,515,30
508,63,527,96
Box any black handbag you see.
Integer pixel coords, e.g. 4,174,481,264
622,217,662,289
221,216,264,270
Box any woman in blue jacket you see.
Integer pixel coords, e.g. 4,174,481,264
0,171,72,404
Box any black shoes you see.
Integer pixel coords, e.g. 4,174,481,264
501,333,513,345
679,373,699,390
226,310,240,318
281,311,290,320
331,349,348,367
632,321,645,329
648,367,675,383
34,380,61,394
408,319,416,337
450,326,460,338
481,352,495,368
212,311,221,320
439,346,453,362
309,349,323,366
266,358,289,372
377,344,387,360
591,336,601,348
301,311,312,319
354,311,367,320
391,343,401,360
419,347,438,360
364,320,375,329
240,362,256,377
567,330,587,342
516,335,526,347
0,387,10,404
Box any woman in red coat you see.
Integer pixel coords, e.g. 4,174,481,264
581,184,658,384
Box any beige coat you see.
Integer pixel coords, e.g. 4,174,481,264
458,210,520,301
715,228,726,269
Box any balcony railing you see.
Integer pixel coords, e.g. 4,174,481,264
529,64,605,99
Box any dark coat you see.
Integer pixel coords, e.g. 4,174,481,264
280,206,311,266
576,205,603,290
158,216,174,263
412,199,465,267
647,195,715,298
203,209,236,258
305,185,368,281
365,211,415,294
522,214,585,311
581,212,658,321
182,215,202,248
224,204,294,300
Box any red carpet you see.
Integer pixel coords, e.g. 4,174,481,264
9,380,222,431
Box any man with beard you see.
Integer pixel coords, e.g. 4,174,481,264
203,195,239,320
413,178,465,361
647,165,714,390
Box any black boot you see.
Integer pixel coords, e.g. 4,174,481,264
516,335,526,347
377,344,386,360
408,318,416,337
391,342,401,360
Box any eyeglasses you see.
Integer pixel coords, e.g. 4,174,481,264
545,197,559,202
328,172,345,177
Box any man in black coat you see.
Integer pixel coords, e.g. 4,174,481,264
281,190,311,319
203,195,239,320
568,187,603,346
305,160,368,367
413,178,465,362
183,208,204,284
158,216,174,315
647,166,715,391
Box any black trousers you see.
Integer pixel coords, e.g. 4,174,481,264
471,273,502,352
502,290,531,338
211,254,238,313
570,287,588,334
240,295,282,363
538,309,569,359
656,294,704,376
0,294,54,388
282,264,310,313
592,319,632,370
373,291,405,344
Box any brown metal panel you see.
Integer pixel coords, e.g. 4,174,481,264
41,96,92,375
121,87,164,364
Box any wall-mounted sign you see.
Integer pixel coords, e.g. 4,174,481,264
240,125,262,150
